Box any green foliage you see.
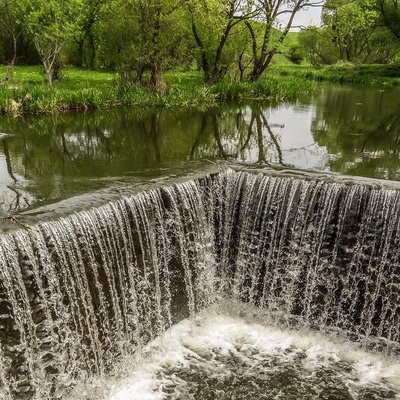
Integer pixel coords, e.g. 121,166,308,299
286,44,304,65
0,0,399,87
113,0,187,89
15,0,84,84
271,64,400,85
311,84,400,179
373,0,400,41
1,0,400,92
311,0,400,65
324,0,377,62
298,27,338,65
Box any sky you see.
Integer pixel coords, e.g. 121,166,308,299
282,5,323,31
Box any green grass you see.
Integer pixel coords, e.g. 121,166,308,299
270,64,400,86
2,55,397,115
0,67,215,113
0,66,115,87
212,75,317,101
0,66,119,113
0,65,319,114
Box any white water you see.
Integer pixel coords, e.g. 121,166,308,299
104,303,400,400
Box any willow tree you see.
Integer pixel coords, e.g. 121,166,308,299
323,0,377,62
298,26,338,65
74,0,108,68
246,0,323,81
374,0,400,40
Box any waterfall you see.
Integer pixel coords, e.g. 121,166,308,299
212,171,400,347
0,169,399,398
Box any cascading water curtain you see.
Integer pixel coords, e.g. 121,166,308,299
0,179,218,399
213,171,400,349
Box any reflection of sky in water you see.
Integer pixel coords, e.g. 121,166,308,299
0,155,16,185
0,154,33,213
270,104,315,149
284,145,329,171
269,105,329,170
241,103,329,169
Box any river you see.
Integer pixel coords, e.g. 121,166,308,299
0,84,398,214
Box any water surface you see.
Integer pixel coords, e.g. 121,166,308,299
0,85,399,214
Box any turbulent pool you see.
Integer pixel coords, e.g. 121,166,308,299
108,304,400,400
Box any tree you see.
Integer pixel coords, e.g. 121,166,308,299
116,0,183,89
286,42,305,64
374,0,400,41
0,0,20,84
368,26,400,63
323,0,377,63
299,0,400,65
245,0,323,81
186,0,259,84
16,0,83,85
311,85,400,179
73,0,108,68
88,0,129,69
298,27,338,65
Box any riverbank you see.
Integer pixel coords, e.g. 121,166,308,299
0,66,317,114
271,64,400,86
1,64,399,115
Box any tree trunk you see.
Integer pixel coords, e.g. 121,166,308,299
37,40,63,86
0,0,17,85
77,30,96,67
246,1,305,81
207,21,233,84
190,19,211,83
150,64,164,90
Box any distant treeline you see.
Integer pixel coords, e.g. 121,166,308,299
0,0,399,87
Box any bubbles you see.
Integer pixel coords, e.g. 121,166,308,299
108,305,400,400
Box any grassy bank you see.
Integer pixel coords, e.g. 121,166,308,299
0,66,317,114
271,64,400,86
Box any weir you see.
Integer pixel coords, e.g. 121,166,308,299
0,168,399,398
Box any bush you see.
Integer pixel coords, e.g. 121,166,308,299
286,44,304,65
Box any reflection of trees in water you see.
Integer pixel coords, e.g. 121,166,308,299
3,87,400,213
0,108,207,212
140,114,161,163
311,87,400,179
0,110,180,179
191,105,284,165
0,104,286,212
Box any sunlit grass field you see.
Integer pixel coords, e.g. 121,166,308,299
0,66,115,88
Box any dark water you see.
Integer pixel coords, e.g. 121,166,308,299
0,85,399,214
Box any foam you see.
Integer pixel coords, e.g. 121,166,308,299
106,305,400,400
